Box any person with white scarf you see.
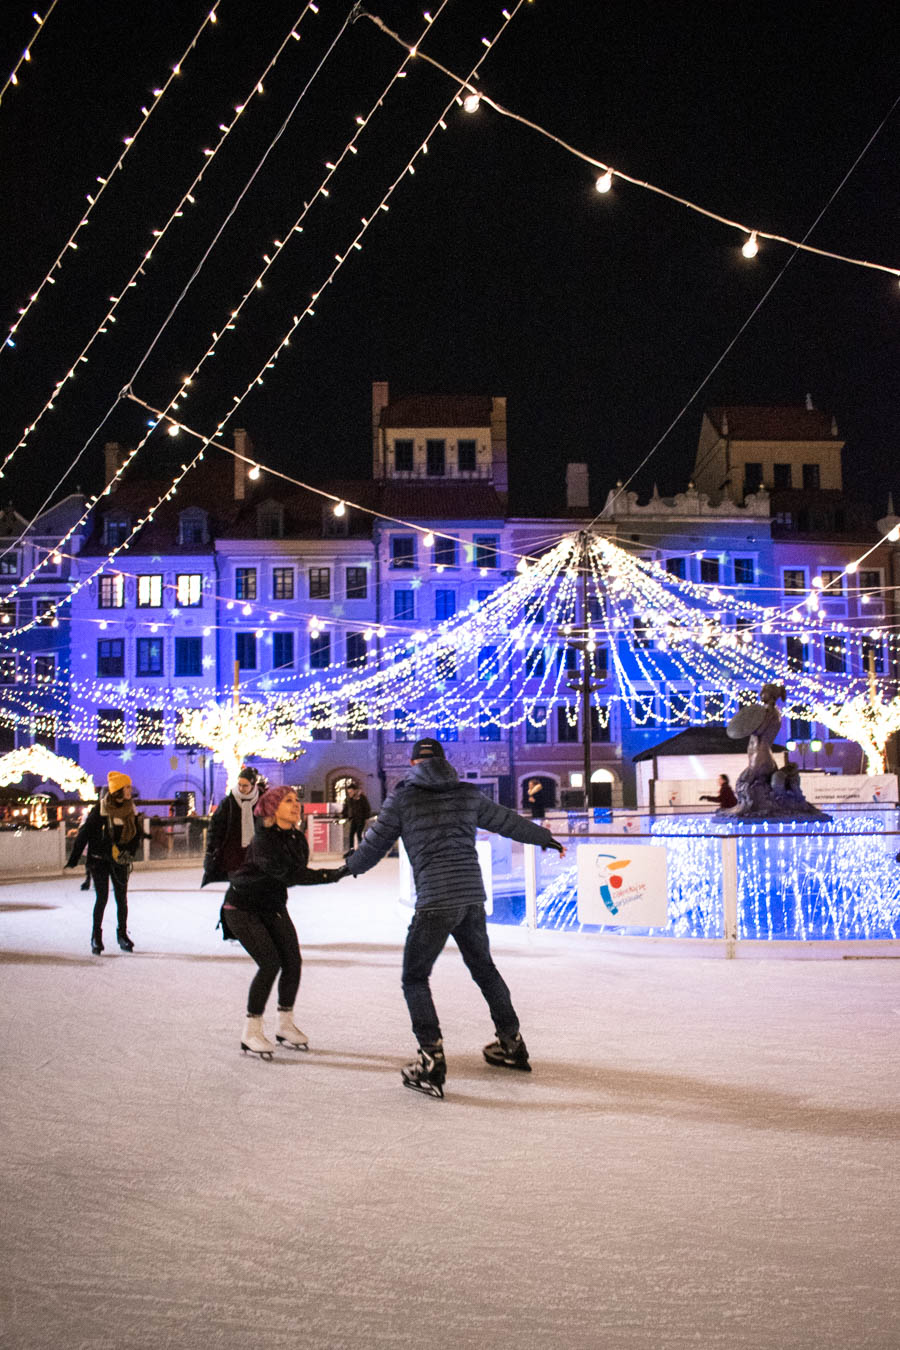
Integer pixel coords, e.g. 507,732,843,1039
201,766,263,887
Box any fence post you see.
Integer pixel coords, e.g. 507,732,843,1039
720,835,738,958
524,843,538,930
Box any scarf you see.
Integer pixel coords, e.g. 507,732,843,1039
103,790,137,858
232,784,260,847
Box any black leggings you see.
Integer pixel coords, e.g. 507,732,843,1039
224,905,301,1017
91,860,129,935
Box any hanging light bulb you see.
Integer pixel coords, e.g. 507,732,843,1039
462,92,480,113
248,464,261,481
167,423,180,437
242,604,252,616
595,169,613,194
333,500,346,517
742,231,759,258
845,560,858,574
423,532,434,547
516,557,528,573
889,525,900,542
812,576,824,589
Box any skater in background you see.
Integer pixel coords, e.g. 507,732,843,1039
224,785,346,1058
340,783,371,851
526,778,546,820
700,774,738,809
201,765,263,886
344,737,566,1099
66,771,143,955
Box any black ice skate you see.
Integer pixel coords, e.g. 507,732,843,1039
90,934,103,955
117,932,135,952
483,1033,531,1072
401,1044,446,1099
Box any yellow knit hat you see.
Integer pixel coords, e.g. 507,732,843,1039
107,771,132,794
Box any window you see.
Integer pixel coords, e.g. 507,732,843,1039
525,646,545,679
743,462,763,493
435,589,456,621
783,569,806,594
394,589,415,622
97,639,124,677
478,646,500,680
393,708,414,742
178,510,208,546
346,567,367,600
310,704,332,742
435,723,459,743
703,691,727,722
309,632,331,669
309,567,331,600
136,709,165,748
824,637,845,673
590,705,612,743
820,569,844,596
394,439,414,473
774,511,794,528
0,600,16,628
477,589,494,605
556,645,578,674
479,709,501,742
391,535,416,569
733,557,755,585
790,709,812,739
474,535,498,569
97,708,125,750
526,707,548,744
700,557,720,584
346,632,367,668
346,701,369,741
0,552,20,576
256,505,283,539
272,568,294,600
632,694,658,728
557,706,578,743
861,637,885,676
426,439,446,476
137,574,163,607
802,463,820,490
592,646,609,680
175,637,202,677
103,517,130,547
668,691,692,726
858,570,881,599
174,710,201,750
136,637,164,676
33,654,55,683
323,506,348,538
272,632,294,669
176,574,203,607
665,556,687,580
0,655,17,684
98,574,124,609
235,632,257,670
434,535,458,568
436,647,457,681
34,597,55,627
235,568,257,600
457,439,477,473
773,463,792,489
785,636,807,669
34,712,56,752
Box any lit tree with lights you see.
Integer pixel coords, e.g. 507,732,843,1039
810,691,900,775
177,699,304,788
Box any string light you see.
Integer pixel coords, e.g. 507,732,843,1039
0,4,59,112
741,230,759,258
595,169,613,193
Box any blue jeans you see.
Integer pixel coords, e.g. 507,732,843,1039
401,903,519,1048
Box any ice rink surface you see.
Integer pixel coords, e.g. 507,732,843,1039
1,860,898,1350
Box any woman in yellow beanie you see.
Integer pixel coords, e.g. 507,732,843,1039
66,771,143,954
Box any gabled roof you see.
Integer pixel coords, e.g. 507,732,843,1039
705,406,839,442
633,725,784,761
380,395,493,430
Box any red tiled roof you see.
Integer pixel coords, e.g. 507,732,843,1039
380,395,494,429
378,481,506,521
705,406,839,441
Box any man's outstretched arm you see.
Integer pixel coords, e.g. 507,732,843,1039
344,791,404,875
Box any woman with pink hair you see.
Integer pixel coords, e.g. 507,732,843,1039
223,785,345,1059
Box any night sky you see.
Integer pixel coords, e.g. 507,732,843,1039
1,0,897,522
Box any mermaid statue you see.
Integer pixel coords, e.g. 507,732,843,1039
720,683,830,821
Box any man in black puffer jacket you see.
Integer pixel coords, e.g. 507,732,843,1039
345,737,566,1098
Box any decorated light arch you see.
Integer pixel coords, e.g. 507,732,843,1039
0,746,95,800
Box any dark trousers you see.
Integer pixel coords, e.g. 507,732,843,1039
91,860,129,935
347,821,365,849
224,905,301,1017
401,903,519,1048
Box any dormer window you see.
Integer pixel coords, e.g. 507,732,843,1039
393,439,414,474
426,439,445,476
323,505,348,537
256,501,284,539
178,508,209,547
103,514,131,547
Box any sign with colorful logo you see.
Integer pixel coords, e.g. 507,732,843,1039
576,844,668,928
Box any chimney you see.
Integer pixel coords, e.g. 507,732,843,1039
233,428,253,501
490,396,508,499
104,441,123,489
372,381,389,478
566,462,589,511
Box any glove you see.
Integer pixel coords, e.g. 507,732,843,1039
320,866,348,883
64,857,78,869
542,839,565,855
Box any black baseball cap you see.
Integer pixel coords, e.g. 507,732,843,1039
411,737,445,761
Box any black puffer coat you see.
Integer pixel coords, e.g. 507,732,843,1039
345,757,557,910
226,822,340,913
